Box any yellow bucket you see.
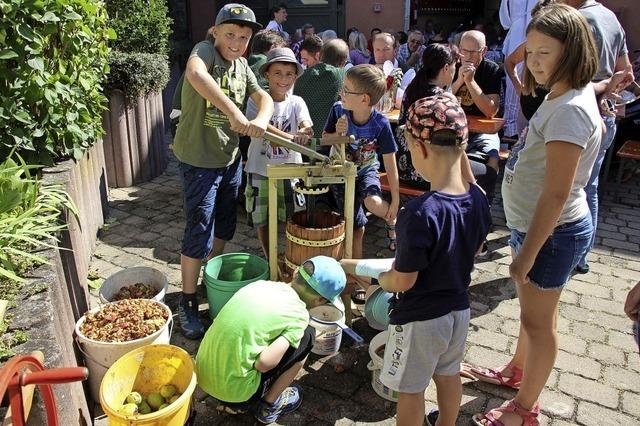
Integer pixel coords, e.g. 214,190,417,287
100,344,197,426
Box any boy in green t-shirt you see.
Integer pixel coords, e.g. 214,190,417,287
172,3,274,339
196,256,346,424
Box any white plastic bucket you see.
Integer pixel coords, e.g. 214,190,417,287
309,305,343,355
99,266,168,304
74,300,173,402
367,331,399,402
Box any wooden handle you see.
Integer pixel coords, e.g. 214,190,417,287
319,135,356,146
2,351,44,426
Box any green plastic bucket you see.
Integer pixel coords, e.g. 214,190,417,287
203,253,269,319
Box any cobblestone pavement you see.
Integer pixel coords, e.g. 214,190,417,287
90,153,640,425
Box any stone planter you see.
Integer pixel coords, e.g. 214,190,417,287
43,142,108,320
0,144,109,423
102,90,167,188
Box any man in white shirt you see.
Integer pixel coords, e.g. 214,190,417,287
265,4,288,41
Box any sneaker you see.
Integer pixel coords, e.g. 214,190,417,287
425,409,439,426
574,263,590,274
255,385,303,424
178,293,205,339
476,240,489,258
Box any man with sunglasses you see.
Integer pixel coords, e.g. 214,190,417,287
452,30,504,206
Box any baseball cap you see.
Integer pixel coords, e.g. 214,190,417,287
406,94,468,146
259,47,304,77
298,256,346,310
215,3,262,32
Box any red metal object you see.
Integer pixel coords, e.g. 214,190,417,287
0,354,88,426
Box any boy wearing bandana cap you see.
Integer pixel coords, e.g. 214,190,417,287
343,95,491,425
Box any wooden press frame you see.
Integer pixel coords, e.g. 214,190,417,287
266,162,357,280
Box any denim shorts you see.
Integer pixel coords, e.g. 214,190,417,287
509,214,593,290
332,163,382,228
179,158,242,260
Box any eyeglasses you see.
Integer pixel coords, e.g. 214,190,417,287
460,47,484,56
341,88,364,96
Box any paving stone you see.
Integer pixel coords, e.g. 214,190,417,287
464,347,512,374
626,259,640,271
558,374,618,408
579,295,624,314
469,314,503,333
607,329,638,353
571,322,607,342
559,290,579,304
627,351,640,373
538,390,575,419
491,301,521,320
588,342,626,364
604,238,640,251
466,328,511,352
602,366,640,391
612,267,640,281
576,401,635,425
621,391,640,417
565,281,611,299
555,351,601,379
557,333,587,355
499,318,520,337
88,258,120,279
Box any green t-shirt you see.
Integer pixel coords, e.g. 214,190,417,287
293,63,345,138
195,280,309,403
173,40,261,168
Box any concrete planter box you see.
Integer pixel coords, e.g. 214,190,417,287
0,143,108,424
102,90,167,188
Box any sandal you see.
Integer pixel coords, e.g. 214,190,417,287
461,362,523,390
385,222,396,251
472,399,540,426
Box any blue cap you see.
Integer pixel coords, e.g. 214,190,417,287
298,256,346,306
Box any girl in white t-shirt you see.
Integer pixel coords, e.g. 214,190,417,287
244,48,312,259
468,5,601,426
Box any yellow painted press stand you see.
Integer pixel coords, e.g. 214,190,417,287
262,131,357,280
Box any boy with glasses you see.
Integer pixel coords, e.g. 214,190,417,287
323,64,400,261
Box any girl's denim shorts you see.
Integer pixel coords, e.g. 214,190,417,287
509,214,593,290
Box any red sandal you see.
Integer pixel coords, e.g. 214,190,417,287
461,362,523,390
472,399,540,426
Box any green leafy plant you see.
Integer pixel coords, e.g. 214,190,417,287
106,0,171,56
106,51,169,101
105,0,172,101
0,0,113,164
0,155,78,282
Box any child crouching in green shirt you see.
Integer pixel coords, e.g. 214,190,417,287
195,256,346,424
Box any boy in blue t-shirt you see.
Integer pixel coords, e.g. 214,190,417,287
323,64,400,259
343,95,491,425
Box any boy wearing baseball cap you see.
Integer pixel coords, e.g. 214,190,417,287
244,47,313,258
196,255,346,424
172,4,274,339
343,95,491,425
